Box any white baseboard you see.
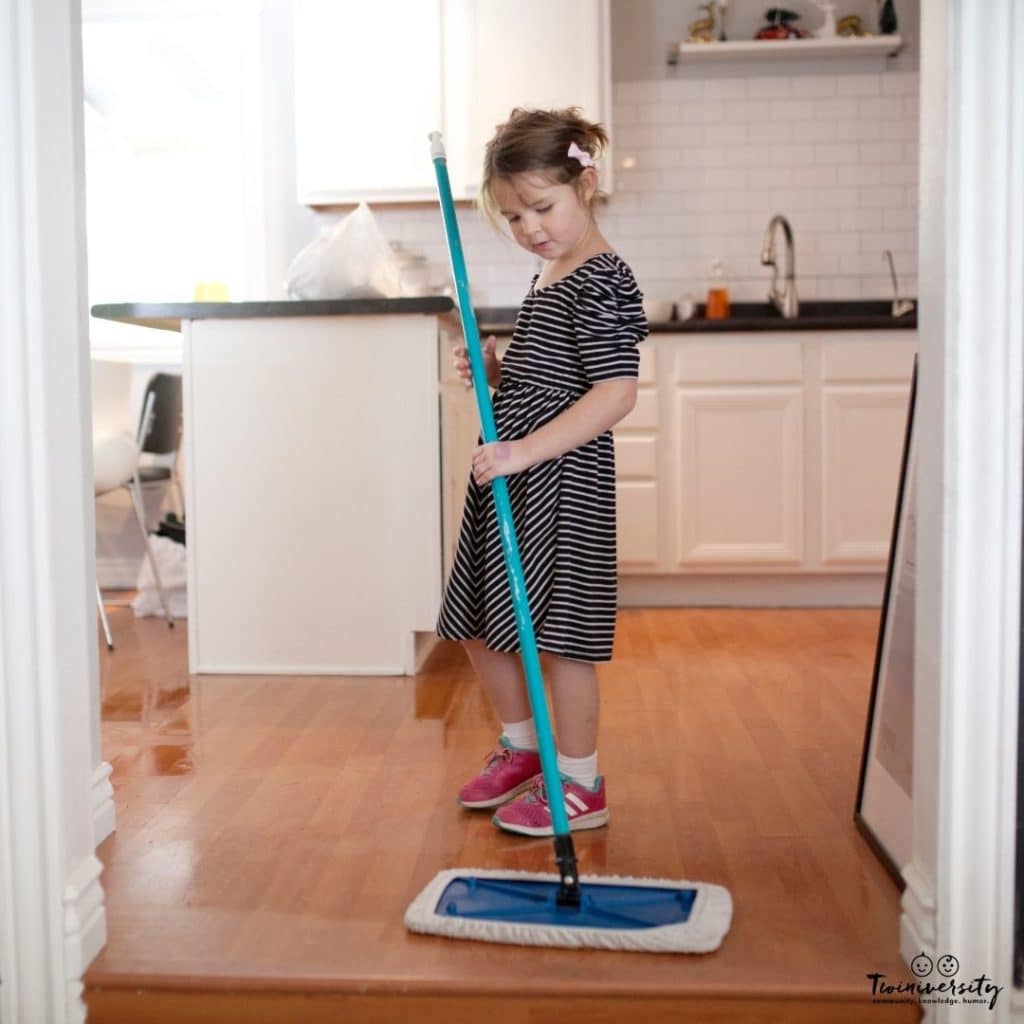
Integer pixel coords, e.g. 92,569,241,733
900,859,936,970
92,761,115,846
63,854,107,978
619,572,885,607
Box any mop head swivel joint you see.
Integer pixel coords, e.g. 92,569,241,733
555,834,581,907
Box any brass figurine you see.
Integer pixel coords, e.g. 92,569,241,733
686,3,716,43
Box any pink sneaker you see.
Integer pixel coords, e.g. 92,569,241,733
492,775,609,836
457,738,542,809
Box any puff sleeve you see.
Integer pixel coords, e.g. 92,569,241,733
573,267,648,385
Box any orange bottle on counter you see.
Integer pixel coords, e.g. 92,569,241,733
705,259,730,319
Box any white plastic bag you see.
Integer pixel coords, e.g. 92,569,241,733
283,202,402,300
132,534,188,620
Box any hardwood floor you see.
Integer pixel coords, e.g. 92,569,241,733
84,607,921,1023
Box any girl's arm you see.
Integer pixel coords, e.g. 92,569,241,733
471,378,637,485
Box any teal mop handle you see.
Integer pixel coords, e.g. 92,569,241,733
429,134,578,887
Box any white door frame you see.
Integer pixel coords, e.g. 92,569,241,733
906,1,1023,1021
2,1,1023,1022
0,1,107,1022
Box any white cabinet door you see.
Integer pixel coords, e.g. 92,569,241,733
443,0,611,198
671,338,805,567
294,1,443,204
674,387,805,566
819,336,917,564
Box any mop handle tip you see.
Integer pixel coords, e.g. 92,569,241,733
428,131,446,159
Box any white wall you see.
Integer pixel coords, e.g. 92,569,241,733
263,0,919,308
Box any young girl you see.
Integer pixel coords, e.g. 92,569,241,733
436,107,647,837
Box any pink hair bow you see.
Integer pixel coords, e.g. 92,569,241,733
567,141,596,168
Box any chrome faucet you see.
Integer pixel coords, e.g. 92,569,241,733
883,249,915,317
760,214,799,318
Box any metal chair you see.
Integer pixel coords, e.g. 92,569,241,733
94,373,182,650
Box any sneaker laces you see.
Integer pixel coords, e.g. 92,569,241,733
480,746,513,775
524,777,549,806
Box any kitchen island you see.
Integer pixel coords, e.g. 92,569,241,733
93,298,455,676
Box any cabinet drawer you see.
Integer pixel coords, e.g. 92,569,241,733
822,337,917,382
676,339,803,385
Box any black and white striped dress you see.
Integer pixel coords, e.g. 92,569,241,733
436,251,648,663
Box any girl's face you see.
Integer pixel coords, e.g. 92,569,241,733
490,170,597,263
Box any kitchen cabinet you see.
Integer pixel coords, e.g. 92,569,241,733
438,327,916,609
293,1,443,204
294,0,610,205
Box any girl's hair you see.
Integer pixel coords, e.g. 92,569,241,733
479,107,609,228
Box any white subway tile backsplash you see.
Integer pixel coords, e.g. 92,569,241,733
839,164,883,186
859,142,905,164
378,74,919,304
703,78,748,100
680,100,726,124
791,165,838,187
835,120,886,141
880,164,917,185
836,75,880,97
703,123,747,145
659,79,705,101
753,77,793,98
839,209,884,231
792,120,839,142
883,209,917,230
883,73,919,96
795,75,839,98
637,102,680,124
773,99,814,120
813,98,860,120
858,185,907,209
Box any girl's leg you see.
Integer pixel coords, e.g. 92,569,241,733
462,638,531,724
544,653,599,758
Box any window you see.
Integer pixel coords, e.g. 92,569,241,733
83,1,264,356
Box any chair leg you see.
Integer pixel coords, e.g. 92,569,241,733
96,582,114,651
127,477,175,629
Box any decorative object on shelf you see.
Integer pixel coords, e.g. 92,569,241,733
837,14,867,36
686,2,716,42
755,8,808,39
813,1,838,38
878,0,898,35
716,0,728,41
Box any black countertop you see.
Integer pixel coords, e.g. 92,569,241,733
477,299,916,334
92,297,916,335
91,297,456,332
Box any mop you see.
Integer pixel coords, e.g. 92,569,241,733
404,133,732,953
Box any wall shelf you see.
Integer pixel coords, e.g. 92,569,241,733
668,35,903,65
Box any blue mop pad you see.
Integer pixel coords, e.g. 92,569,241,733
404,133,732,953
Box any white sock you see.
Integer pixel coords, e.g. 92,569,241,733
557,751,598,790
501,718,538,751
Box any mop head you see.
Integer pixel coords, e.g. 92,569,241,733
405,868,732,953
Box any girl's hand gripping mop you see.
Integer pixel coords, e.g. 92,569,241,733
404,133,732,953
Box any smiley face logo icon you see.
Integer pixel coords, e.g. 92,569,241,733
911,952,933,977
937,954,959,977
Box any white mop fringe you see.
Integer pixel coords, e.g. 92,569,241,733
404,868,732,953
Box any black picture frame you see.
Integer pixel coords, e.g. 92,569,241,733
855,355,918,888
